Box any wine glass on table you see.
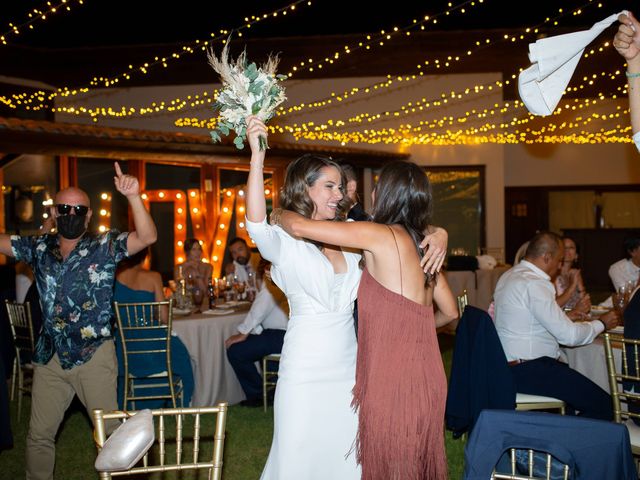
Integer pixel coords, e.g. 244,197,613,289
613,291,626,325
192,287,204,313
235,281,246,302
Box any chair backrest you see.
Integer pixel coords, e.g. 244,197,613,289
457,289,469,318
603,332,640,424
5,300,35,358
446,306,516,437
492,448,569,480
93,404,228,480
113,301,175,400
464,409,637,480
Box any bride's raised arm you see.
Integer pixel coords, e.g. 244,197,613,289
246,116,269,223
245,115,282,264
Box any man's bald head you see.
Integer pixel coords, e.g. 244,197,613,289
524,232,564,277
525,232,562,260
55,187,90,208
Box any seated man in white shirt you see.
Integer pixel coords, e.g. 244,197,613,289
225,261,288,407
495,232,618,420
608,236,640,292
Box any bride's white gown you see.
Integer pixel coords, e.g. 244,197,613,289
247,218,362,480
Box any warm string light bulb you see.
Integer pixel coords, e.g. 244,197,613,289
97,191,112,233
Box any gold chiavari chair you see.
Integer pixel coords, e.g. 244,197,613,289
262,353,280,412
5,299,35,418
114,301,183,409
93,404,228,480
492,448,570,480
456,289,469,318
603,332,640,455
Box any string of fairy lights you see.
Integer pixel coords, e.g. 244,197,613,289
280,0,487,79
175,35,626,145
0,0,600,126
5,0,489,118
1,0,634,146
282,40,620,135
171,0,612,138
48,0,597,124
170,0,602,123
1,0,86,46
0,0,310,111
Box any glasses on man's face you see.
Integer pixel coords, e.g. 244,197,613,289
55,204,89,216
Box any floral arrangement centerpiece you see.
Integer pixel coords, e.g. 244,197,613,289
207,40,287,150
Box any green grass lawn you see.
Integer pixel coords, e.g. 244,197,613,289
1,335,466,479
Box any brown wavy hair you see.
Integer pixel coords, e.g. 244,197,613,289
371,161,436,284
280,154,351,221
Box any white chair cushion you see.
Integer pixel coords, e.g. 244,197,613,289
516,393,564,404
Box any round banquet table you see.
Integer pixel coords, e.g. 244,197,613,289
172,308,248,406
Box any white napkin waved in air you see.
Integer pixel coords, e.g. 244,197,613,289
519,11,626,116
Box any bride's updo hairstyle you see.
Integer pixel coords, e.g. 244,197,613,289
280,154,351,221
371,161,436,284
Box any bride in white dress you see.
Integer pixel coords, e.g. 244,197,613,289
245,116,362,480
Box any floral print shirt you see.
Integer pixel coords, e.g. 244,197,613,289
11,231,129,369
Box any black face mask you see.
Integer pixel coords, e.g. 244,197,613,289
56,214,87,239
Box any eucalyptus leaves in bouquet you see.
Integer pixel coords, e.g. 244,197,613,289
208,40,287,150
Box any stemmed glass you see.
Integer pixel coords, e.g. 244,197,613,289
612,291,627,324
192,287,204,313
235,282,246,302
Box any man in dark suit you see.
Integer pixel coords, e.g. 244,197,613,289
340,162,371,222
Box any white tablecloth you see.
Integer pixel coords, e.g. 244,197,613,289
562,331,622,394
173,310,247,406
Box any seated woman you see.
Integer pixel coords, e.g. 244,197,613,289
174,238,212,295
554,236,591,318
115,248,194,408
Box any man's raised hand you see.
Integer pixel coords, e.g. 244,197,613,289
113,162,140,198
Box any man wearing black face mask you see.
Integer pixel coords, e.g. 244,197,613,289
0,162,157,480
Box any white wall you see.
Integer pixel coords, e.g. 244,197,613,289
504,142,640,187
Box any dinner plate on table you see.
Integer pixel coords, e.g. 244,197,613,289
202,308,235,316
173,308,193,316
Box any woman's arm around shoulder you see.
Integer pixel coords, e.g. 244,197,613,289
277,209,386,252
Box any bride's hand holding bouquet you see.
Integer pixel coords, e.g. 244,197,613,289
208,40,286,151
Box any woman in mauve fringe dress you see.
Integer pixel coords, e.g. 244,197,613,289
277,160,459,480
